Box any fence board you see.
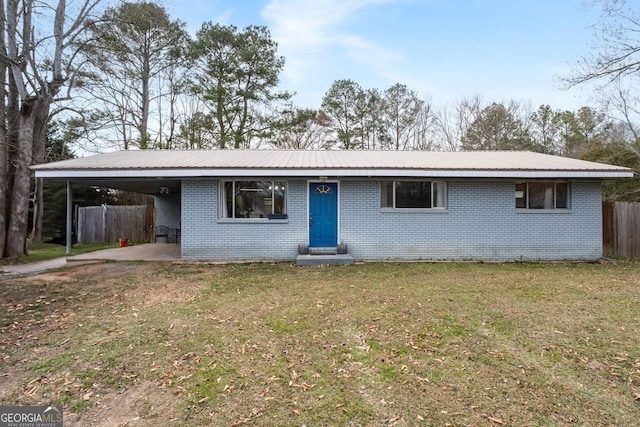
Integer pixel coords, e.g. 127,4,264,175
77,205,151,244
77,206,106,244
603,202,640,258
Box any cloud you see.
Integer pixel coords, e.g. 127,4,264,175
261,0,400,95
263,0,393,48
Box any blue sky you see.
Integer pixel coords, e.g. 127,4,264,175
164,0,602,111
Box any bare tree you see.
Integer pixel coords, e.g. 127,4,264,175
0,0,7,255
0,0,101,257
563,1,640,158
431,106,460,152
430,95,484,151
600,80,640,142
83,2,187,150
411,101,439,151
564,0,640,87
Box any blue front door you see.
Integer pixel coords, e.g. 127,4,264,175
309,182,338,248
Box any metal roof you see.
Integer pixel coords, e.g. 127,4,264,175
33,149,633,177
31,150,633,194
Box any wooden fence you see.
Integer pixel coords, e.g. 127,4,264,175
603,202,640,258
77,205,153,244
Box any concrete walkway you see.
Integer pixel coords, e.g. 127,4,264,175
0,243,181,279
68,243,180,262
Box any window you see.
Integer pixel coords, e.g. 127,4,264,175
381,181,447,209
515,182,569,209
315,184,333,194
221,180,286,218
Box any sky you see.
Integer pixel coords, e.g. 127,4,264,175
162,0,603,112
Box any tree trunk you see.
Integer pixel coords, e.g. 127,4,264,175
140,52,150,149
5,101,36,257
216,82,227,149
30,178,44,244
3,74,21,258
234,92,250,149
29,99,49,244
0,144,6,258
1,0,99,258
0,125,6,257
0,0,7,257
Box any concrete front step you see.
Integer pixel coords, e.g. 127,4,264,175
296,254,354,266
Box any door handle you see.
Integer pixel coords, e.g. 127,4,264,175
309,215,313,226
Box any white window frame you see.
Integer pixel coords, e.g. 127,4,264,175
381,180,447,210
219,180,287,220
515,181,570,210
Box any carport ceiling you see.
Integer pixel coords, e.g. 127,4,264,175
55,178,182,195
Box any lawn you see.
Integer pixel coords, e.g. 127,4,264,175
0,242,121,265
1,261,639,426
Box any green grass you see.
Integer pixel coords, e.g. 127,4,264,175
2,242,125,264
1,261,640,426
29,354,74,374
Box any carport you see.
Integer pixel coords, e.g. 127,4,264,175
32,160,182,255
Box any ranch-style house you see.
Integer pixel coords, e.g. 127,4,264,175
32,150,633,264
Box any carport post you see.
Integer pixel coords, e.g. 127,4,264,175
66,181,72,255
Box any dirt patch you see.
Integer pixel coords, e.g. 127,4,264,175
0,262,210,427
26,270,79,283
65,380,180,427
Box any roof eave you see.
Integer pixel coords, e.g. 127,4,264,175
34,168,634,180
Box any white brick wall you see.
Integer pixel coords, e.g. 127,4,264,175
154,194,181,229
179,178,603,262
181,179,308,261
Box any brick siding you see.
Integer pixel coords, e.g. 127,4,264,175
180,178,603,262
154,194,181,229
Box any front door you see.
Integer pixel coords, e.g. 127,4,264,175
309,182,338,248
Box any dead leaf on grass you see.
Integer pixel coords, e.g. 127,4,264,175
300,382,315,391
230,408,263,427
264,375,279,385
483,414,506,425
230,417,251,427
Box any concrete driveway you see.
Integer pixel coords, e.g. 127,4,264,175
0,243,180,279
68,243,180,262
